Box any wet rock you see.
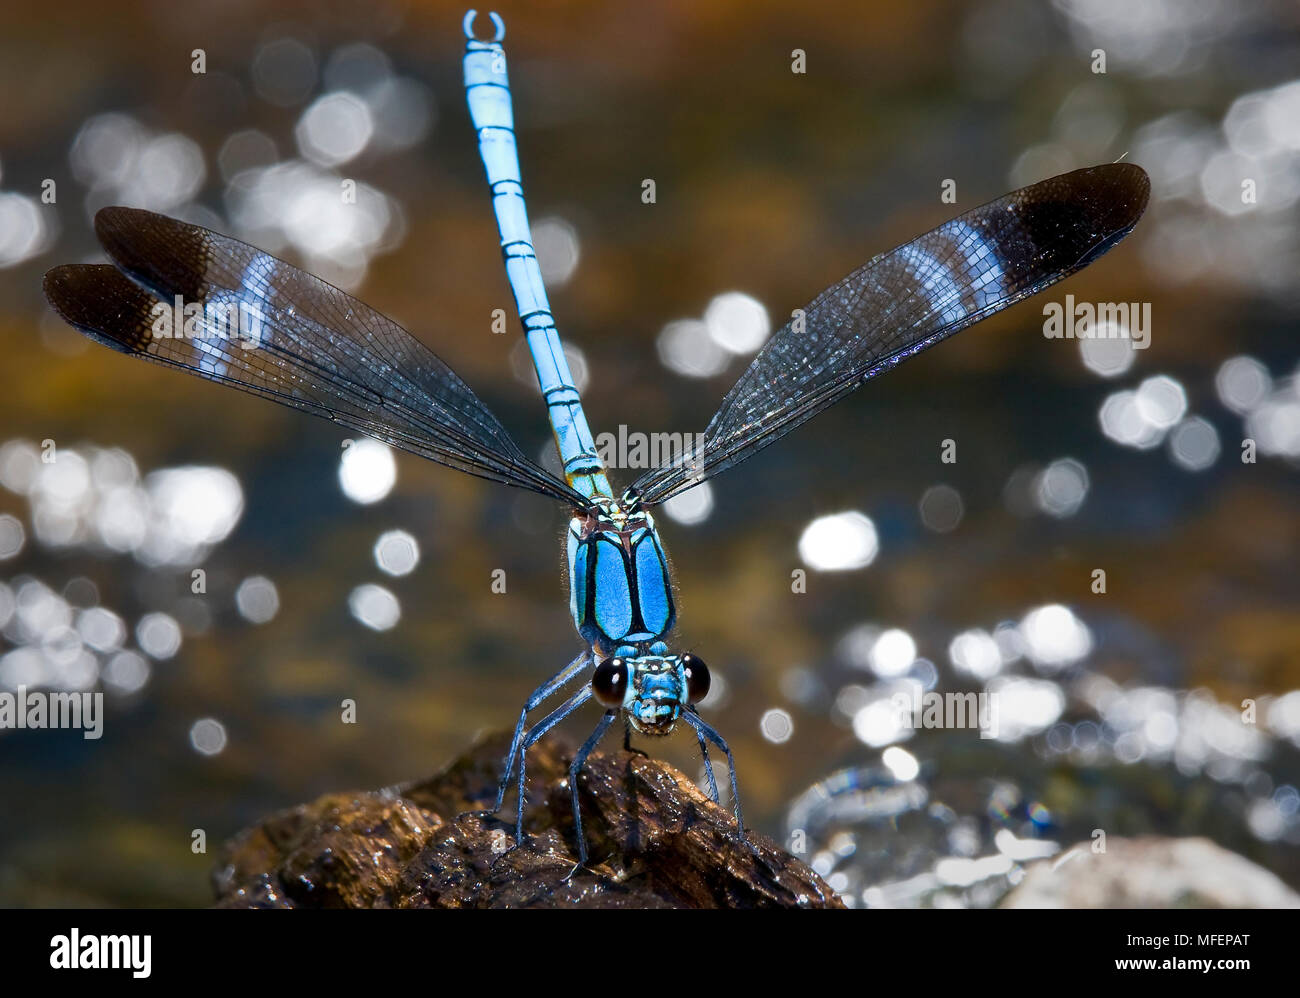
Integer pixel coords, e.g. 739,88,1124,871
213,731,843,908
1000,836,1300,908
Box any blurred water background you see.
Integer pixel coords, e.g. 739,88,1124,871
1,0,1299,907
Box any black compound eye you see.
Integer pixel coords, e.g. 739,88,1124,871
592,657,629,707
682,653,710,703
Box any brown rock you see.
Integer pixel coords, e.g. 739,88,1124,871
213,732,843,909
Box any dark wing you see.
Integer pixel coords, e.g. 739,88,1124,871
44,206,588,507
630,164,1150,505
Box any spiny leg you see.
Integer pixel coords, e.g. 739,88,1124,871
683,709,745,843
569,709,617,867
492,649,589,813
694,724,720,804
514,685,593,848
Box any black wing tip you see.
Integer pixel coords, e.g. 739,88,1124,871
1065,160,1149,186
42,262,74,297
42,263,101,324
93,204,161,238
1103,160,1150,208
91,205,214,301
1067,162,1151,228
1084,160,1149,185
1007,163,1150,267
93,204,182,256
42,263,153,355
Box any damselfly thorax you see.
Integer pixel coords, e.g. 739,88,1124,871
566,493,676,655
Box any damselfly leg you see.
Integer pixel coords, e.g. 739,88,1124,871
567,708,618,868
566,710,722,869
512,686,593,848
487,649,590,814
683,708,746,846
695,728,720,804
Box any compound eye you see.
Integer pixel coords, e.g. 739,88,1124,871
592,657,629,707
683,653,710,703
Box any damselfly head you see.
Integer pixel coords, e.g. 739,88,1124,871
592,650,710,736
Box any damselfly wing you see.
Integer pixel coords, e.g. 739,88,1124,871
44,208,587,507
630,164,1150,505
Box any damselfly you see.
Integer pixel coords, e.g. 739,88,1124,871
43,9,1149,866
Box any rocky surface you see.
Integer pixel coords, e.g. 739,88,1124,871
1000,835,1300,908
213,731,843,908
